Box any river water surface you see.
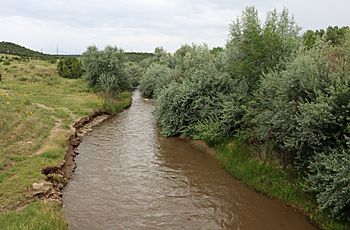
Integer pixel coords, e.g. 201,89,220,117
63,90,316,230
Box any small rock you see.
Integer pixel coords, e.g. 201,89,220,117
32,181,52,195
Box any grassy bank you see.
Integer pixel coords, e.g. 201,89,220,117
0,55,131,229
215,138,349,230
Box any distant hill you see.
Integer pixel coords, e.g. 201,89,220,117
0,41,48,58
0,41,154,62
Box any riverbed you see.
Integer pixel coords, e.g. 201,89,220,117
63,90,316,229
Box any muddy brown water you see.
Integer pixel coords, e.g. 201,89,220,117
63,90,316,230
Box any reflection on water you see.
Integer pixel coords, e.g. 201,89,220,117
63,90,316,230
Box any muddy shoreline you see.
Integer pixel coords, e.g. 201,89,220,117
34,111,114,205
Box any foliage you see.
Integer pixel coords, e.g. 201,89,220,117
191,116,225,146
125,52,154,63
124,61,143,89
306,148,350,219
57,58,83,79
139,63,171,98
252,40,350,166
82,46,130,94
155,62,233,137
102,91,132,114
97,72,119,95
225,7,300,94
303,26,350,49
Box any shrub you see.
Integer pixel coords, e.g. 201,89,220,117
82,46,129,91
251,39,350,165
155,62,233,137
139,63,171,98
124,61,142,89
97,72,119,96
306,148,350,219
191,116,225,146
57,57,83,79
3,61,10,65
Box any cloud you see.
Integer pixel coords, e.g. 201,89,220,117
0,0,349,54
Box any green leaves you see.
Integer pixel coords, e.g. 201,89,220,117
306,148,350,219
139,63,171,98
81,46,130,95
57,58,83,79
226,7,299,94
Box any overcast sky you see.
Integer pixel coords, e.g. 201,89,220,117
0,0,349,54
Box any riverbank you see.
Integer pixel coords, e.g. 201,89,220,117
187,138,349,229
214,138,349,230
0,56,131,229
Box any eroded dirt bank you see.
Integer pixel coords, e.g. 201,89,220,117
32,111,112,205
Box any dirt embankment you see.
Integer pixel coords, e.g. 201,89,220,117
31,111,111,204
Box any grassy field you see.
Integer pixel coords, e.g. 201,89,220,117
0,55,131,229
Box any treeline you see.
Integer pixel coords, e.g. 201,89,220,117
139,7,350,221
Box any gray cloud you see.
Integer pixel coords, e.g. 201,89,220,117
0,0,349,54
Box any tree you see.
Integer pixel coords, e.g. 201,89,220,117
226,7,300,94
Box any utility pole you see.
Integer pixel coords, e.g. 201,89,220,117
56,44,58,55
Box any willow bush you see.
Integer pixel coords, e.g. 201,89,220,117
82,46,130,94
155,62,233,137
251,40,350,165
139,63,171,98
307,148,350,219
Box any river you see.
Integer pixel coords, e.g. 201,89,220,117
63,90,316,229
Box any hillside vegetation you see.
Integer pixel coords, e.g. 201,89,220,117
0,42,49,59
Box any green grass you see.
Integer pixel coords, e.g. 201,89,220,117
215,138,350,230
0,201,67,230
103,91,132,113
0,55,132,229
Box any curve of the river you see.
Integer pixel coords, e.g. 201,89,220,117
63,90,316,230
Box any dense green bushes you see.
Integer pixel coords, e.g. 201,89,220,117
139,6,350,223
139,63,171,98
251,41,350,165
307,148,350,218
125,61,143,89
303,26,350,49
82,46,131,95
156,61,232,137
57,58,83,79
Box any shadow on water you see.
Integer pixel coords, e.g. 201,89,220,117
63,90,317,230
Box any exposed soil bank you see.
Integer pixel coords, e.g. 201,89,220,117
32,111,112,204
